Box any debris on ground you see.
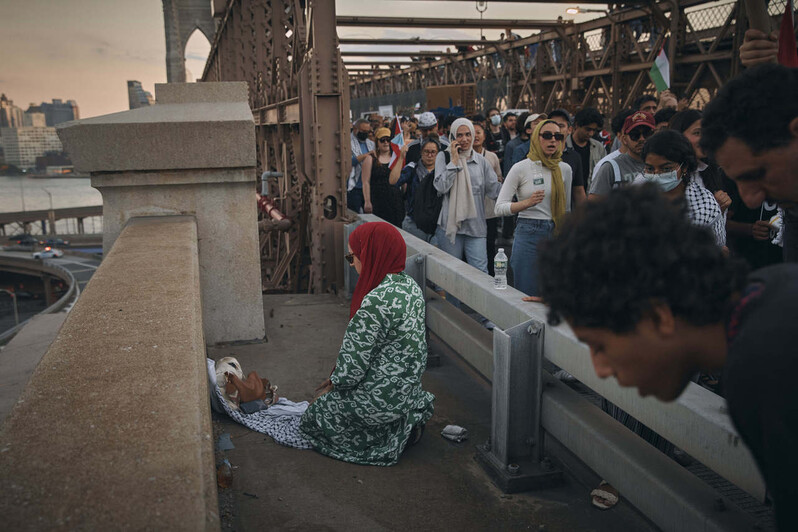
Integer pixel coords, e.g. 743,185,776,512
440,424,468,442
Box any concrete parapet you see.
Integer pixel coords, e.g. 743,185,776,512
0,216,218,531
57,81,265,344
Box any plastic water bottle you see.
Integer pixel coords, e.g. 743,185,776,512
494,248,508,290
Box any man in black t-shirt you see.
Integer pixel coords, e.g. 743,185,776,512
538,186,798,531
701,65,798,264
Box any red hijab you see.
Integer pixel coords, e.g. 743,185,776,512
349,222,406,319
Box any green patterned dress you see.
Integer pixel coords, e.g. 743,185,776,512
299,272,435,466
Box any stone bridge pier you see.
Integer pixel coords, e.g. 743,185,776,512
58,82,266,344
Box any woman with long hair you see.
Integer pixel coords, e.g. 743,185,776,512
495,120,573,297
669,109,731,212
640,130,726,248
300,222,435,466
362,127,405,227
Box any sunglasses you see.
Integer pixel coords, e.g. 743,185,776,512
345,252,356,265
378,137,391,143
627,128,654,141
539,132,565,141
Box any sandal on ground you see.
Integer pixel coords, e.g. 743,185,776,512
590,481,619,510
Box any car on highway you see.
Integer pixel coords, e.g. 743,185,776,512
32,247,64,259
38,237,70,247
8,234,37,245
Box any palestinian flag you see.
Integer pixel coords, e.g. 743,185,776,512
389,116,404,169
649,46,670,92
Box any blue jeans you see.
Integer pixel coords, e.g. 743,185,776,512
510,218,554,297
435,227,488,273
402,215,436,245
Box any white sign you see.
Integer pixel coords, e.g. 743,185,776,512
378,105,394,117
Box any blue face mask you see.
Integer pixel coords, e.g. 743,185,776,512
643,166,682,192
490,114,502,127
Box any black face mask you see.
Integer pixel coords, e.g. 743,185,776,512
356,131,369,141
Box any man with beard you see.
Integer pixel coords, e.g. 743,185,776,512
588,111,654,197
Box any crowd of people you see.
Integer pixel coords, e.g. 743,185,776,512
300,26,798,529
339,55,797,527
348,80,787,300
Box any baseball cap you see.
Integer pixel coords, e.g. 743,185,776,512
525,113,548,128
622,111,655,134
375,127,391,139
417,112,438,129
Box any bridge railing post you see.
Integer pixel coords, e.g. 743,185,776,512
476,318,562,492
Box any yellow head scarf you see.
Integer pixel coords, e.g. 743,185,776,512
527,120,566,228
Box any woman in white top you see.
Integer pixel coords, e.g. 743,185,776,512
495,120,573,296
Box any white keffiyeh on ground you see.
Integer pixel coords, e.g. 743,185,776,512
206,358,312,450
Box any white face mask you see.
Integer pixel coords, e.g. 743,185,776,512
490,114,502,127
643,165,682,192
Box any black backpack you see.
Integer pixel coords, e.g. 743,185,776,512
412,151,449,235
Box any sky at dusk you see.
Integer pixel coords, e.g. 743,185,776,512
0,0,600,119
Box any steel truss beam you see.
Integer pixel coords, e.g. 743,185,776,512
336,16,570,29
348,0,774,117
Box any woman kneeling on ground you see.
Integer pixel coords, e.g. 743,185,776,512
299,222,435,466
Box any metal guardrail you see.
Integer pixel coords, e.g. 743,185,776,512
347,214,766,532
0,256,78,345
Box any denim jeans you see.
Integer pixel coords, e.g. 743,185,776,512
402,215,435,244
435,226,488,273
510,218,554,297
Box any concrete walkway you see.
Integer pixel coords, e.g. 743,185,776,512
208,294,657,532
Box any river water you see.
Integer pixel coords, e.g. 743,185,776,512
0,176,103,235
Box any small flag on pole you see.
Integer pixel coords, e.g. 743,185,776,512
649,46,671,92
389,116,404,169
778,0,798,67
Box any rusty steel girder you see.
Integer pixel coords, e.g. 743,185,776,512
203,0,349,295
347,0,791,116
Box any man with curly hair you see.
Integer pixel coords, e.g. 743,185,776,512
538,185,798,531
701,64,798,262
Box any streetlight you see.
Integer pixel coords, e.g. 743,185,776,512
0,289,20,327
41,187,54,235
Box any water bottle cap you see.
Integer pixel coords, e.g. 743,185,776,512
498,248,504,253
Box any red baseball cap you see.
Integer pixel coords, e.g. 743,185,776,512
622,111,655,134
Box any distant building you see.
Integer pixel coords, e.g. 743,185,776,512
0,94,25,128
26,99,80,126
128,81,154,109
23,112,47,127
0,126,63,170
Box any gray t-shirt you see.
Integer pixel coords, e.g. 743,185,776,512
588,153,645,196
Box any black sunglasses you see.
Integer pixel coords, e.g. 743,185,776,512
378,137,391,143
628,128,654,141
540,132,565,141
345,252,355,265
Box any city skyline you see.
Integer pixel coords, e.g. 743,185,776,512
0,0,597,119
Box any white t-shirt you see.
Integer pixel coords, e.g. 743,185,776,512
495,159,573,220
